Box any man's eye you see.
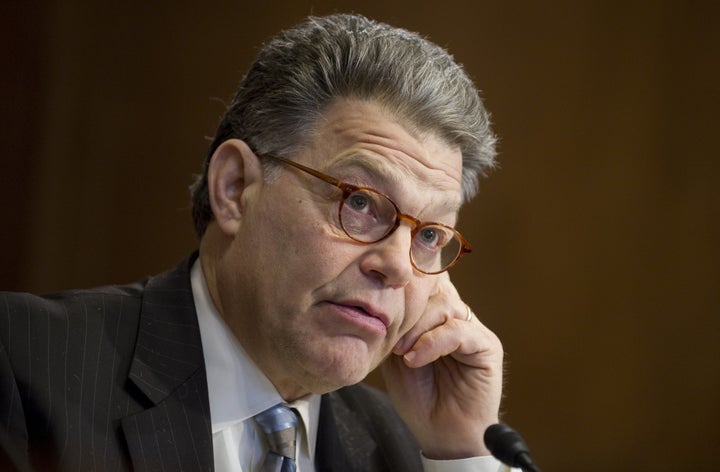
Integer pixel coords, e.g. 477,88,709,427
419,227,439,246
347,192,371,212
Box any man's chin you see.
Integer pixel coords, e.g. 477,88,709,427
300,342,380,390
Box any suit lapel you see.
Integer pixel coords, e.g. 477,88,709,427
120,254,213,471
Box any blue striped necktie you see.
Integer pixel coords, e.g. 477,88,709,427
254,404,298,472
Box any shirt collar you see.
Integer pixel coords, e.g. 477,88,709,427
190,260,320,454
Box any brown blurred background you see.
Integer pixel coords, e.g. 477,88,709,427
2,1,718,470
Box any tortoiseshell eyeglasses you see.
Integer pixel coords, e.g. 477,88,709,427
264,155,472,275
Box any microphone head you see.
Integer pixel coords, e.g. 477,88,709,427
484,423,534,468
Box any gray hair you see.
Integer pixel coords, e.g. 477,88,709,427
190,13,496,237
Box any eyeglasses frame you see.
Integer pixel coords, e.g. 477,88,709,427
263,154,473,274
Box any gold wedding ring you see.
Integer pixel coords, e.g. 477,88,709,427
465,304,473,321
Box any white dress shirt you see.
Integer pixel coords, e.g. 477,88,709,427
191,261,514,472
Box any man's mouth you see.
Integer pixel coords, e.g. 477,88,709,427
324,300,390,335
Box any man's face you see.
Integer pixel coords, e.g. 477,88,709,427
216,99,464,398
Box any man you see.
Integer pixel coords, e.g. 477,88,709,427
1,13,514,471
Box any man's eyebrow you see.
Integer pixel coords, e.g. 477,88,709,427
331,155,403,186
330,155,463,214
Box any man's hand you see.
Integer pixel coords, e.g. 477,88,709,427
381,273,504,459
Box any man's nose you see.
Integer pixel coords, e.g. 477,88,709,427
358,225,415,287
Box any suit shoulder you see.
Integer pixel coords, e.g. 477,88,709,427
0,281,146,320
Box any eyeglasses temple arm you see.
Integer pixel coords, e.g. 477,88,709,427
264,154,345,190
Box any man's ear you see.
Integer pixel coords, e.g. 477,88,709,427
207,139,263,236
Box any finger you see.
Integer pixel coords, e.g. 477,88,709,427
403,317,502,369
393,292,465,355
393,274,468,355
431,273,473,324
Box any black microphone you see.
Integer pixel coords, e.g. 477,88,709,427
484,423,542,472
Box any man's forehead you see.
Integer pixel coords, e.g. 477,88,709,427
299,98,464,212
323,101,462,178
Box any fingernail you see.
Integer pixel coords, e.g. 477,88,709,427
403,350,416,365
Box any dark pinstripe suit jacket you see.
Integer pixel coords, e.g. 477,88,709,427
0,254,422,471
